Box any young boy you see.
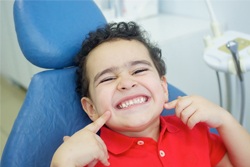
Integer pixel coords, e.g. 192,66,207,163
51,22,250,167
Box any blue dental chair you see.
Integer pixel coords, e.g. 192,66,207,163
0,0,186,167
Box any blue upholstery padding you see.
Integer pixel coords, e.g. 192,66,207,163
1,66,185,167
1,68,91,167
14,0,106,69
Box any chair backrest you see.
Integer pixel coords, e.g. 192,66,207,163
1,0,186,166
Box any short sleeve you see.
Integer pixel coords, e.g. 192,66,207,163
208,131,227,166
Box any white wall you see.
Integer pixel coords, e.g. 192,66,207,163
159,0,250,34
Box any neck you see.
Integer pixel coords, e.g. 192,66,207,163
117,118,161,141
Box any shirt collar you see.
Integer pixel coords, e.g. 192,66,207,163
100,116,180,155
160,116,180,133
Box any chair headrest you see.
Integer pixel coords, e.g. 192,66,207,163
14,0,107,69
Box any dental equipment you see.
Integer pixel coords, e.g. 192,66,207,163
203,0,250,125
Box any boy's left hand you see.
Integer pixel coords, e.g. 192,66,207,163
164,95,227,129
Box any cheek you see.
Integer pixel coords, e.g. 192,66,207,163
93,87,114,114
149,76,163,89
151,80,168,103
161,83,169,102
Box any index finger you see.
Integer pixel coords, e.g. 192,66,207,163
85,111,111,133
164,99,178,109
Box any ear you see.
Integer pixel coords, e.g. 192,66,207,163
81,97,99,121
161,76,169,102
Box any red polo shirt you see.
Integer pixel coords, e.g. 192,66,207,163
95,116,226,167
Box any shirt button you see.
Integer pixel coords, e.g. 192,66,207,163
137,140,144,145
159,150,165,157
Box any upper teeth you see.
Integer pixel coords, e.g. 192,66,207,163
118,97,147,109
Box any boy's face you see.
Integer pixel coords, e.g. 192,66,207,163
81,39,169,135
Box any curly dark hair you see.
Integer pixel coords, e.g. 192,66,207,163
75,21,166,98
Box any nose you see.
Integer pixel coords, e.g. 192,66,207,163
117,75,137,90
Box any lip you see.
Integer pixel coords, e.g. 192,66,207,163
115,95,150,110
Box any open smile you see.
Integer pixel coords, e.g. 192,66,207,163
117,96,149,109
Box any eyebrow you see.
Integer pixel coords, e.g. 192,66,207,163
93,60,152,83
93,67,118,83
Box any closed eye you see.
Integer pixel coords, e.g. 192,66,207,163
132,68,148,75
99,77,116,84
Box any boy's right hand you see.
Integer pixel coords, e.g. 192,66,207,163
51,111,111,167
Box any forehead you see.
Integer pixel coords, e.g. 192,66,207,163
86,39,153,76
